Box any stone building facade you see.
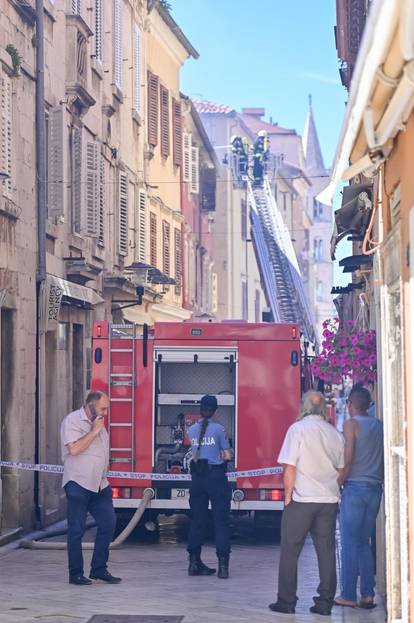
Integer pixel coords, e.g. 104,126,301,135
0,0,198,531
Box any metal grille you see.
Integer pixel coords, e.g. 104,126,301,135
156,425,174,445
133,22,142,113
118,172,128,255
87,617,184,623
159,362,234,395
156,405,235,443
114,0,122,90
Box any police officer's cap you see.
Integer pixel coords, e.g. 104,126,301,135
200,395,218,412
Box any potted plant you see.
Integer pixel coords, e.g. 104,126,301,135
311,318,377,385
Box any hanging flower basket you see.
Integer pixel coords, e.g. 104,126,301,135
311,318,377,385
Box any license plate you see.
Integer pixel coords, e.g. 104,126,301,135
171,488,190,500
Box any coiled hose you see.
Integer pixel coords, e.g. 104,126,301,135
20,488,155,550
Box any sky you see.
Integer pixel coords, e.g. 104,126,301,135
171,0,350,285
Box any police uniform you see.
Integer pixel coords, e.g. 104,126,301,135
187,412,231,578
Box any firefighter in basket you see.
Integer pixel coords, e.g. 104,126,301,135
230,135,249,179
187,395,232,579
252,130,270,185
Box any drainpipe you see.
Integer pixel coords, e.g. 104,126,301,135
35,0,46,528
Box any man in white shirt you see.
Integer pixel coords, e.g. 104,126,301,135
61,391,121,586
269,391,344,616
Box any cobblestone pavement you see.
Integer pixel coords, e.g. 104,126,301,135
0,520,386,623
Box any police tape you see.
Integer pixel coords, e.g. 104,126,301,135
0,460,283,481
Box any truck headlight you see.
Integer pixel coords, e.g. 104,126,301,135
232,489,245,502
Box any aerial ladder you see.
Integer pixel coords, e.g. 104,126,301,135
248,178,315,343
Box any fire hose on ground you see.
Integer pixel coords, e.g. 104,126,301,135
20,488,155,550
0,460,283,552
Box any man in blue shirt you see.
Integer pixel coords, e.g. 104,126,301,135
187,395,232,579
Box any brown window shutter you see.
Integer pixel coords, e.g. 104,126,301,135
174,227,182,296
172,98,182,167
147,71,159,147
160,84,170,159
162,220,170,276
150,212,157,266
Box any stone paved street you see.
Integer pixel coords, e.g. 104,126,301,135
0,519,386,623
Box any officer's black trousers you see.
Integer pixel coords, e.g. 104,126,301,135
187,469,231,558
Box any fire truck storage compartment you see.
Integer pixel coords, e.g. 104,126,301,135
153,348,237,474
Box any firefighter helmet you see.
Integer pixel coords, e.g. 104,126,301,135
258,130,267,137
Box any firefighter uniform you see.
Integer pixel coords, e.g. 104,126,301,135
187,395,231,579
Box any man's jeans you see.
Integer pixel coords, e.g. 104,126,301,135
65,481,116,578
340,481,383,601
277,501,338,607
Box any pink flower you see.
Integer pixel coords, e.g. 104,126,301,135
350,335,359,346
311,364,319,375
322,329,333,338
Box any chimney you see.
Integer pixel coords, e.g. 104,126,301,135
241,108,265,118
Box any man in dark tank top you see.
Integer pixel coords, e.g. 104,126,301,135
335,386,384,609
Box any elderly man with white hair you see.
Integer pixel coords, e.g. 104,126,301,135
268,391,345,616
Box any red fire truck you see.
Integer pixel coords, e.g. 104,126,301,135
91,321,301,521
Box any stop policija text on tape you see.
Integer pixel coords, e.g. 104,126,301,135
0,460,283,481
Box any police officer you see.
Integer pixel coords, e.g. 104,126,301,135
187,395,232,579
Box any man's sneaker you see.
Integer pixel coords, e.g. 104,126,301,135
268,601,295,614
69,575,92,586
89,570,122,584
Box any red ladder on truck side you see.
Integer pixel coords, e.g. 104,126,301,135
108,324,136,470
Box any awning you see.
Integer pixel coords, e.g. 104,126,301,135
316,0,400,206
151,302,192,323
330,184,373,259
122,307,153,326
125,263,176,285
41,274,103,332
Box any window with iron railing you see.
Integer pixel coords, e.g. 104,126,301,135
0,72,12,200
174,228,182,296
95,0,103,63
133,22,142,114
162,220,170,276
114,0,122,91
118,171,128,256
150,212,157,267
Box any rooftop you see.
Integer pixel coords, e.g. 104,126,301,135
240,108,295,135
192,99,236,115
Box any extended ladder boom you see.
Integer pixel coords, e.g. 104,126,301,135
248,180,316,343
